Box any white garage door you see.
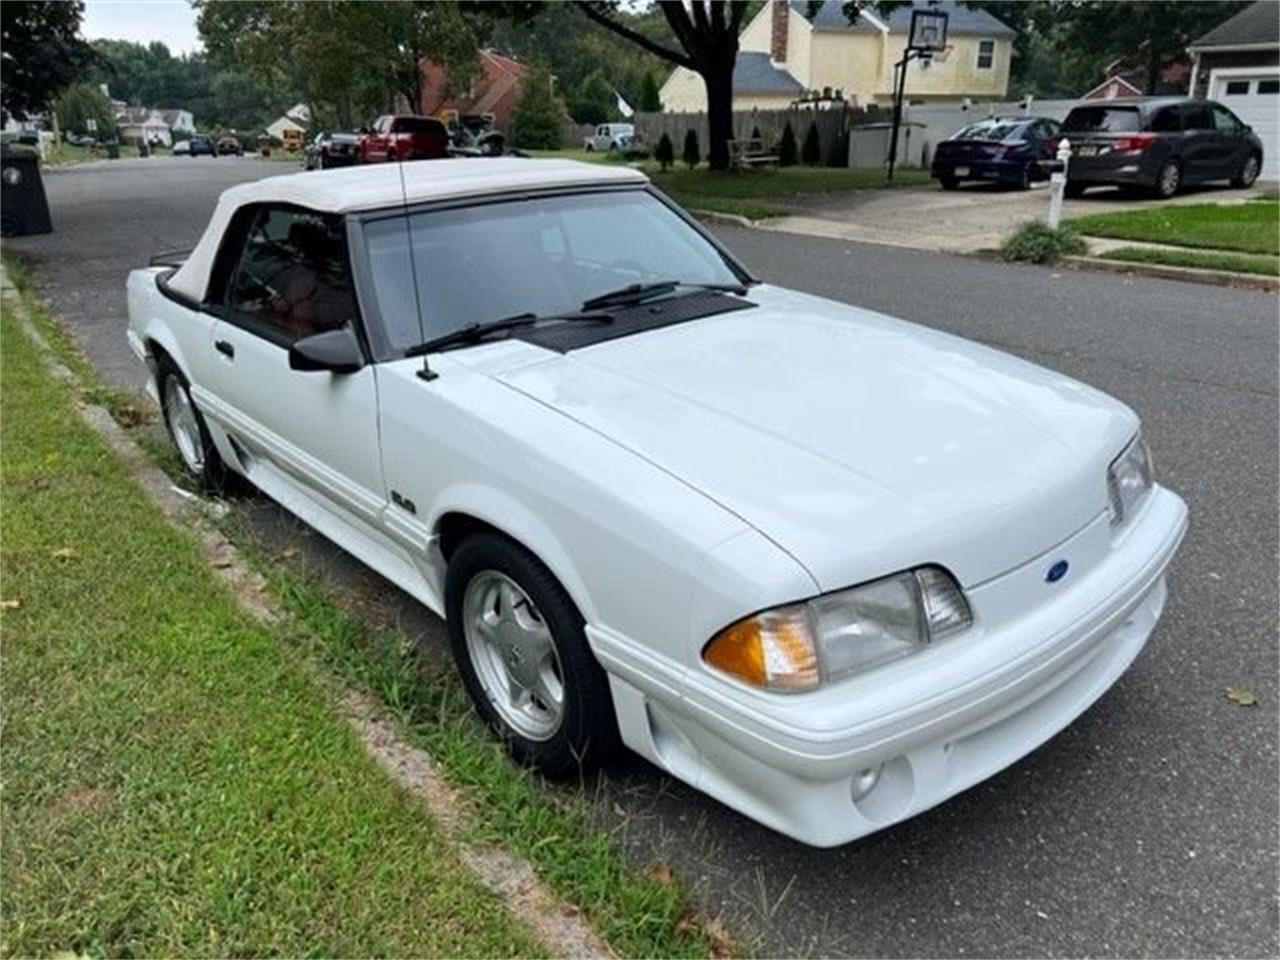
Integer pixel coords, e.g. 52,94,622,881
1212,68,1280,180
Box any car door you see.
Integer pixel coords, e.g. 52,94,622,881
200,203,387,526
1210,103,1248,177
1179,102,1218,182
593,124,608,150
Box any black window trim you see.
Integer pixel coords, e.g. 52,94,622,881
347,183,758,363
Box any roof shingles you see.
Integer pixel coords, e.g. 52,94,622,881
1192,0,1279,48
790,0,1014,36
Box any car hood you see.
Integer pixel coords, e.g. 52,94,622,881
489,285,1137,590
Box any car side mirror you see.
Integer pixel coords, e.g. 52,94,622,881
289,326,364,374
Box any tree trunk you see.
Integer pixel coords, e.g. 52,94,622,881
702,54,735,171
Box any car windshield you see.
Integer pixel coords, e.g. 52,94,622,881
362,190,743,355
1062,107,1141,133
953,121,1026,141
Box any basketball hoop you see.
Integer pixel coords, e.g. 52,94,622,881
931,46,951,64
908,8,949,53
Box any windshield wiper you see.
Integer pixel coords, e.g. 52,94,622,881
581,280,749,312
405,310,611,357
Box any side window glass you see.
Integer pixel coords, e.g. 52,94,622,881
1212,106,1241,132
227,206,357,343
1182,105,1213,131
1151,108,1181,133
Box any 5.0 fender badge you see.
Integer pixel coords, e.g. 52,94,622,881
1046,559,1070,583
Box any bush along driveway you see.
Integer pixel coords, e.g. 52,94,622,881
0,269,720,959
1071,198,1280,282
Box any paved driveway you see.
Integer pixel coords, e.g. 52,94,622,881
769,180,1270,253
5,156,1278,958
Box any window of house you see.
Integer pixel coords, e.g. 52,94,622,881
1224,80,1251,95
224,206,357,344
976,39,995,70
1259,79,1280,94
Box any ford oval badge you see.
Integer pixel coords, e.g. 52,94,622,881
1046,559,1070,583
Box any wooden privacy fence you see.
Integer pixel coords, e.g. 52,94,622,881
634,105,890,165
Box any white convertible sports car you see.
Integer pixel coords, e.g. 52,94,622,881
127,158,1187,847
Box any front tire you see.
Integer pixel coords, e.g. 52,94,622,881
445,532,620,776
939,176,959,191
157,356,231,492
1232,153,1260,189
1065,181,1087,199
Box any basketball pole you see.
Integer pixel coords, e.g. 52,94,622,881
888,8,948,183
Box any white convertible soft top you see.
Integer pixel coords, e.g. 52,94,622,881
167,158,649,301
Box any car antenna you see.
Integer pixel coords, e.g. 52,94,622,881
397,146,437,382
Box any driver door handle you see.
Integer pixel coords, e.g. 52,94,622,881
215,339,235,359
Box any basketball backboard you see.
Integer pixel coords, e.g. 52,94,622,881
908,8,949,52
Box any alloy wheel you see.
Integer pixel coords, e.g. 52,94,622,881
163,376,204,474
463,570,565,741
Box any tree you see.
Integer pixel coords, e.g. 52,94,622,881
567,69,616,126
1,0,98,120
655,131,674,170
511,63,563,149
778,122,797,167
1047,0,1250,95
682,128,700,168
572,1,752,171
801,120,820,165
54,83,114,137
638,71,662,112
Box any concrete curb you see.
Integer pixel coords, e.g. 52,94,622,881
0,265,614,960
1062,255,1279,292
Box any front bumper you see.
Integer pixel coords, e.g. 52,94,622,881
596,486,1187,847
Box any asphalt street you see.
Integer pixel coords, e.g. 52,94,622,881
6,156,1278,958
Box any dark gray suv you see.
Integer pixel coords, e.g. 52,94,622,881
1061,97,1263,199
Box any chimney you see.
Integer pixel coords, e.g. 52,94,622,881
771,0,788,63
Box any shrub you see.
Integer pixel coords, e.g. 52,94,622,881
826,130,848,167
511,63,564,150
682,129,700,169
655,132,674,171
638,71,662,112
999,221,1087,263
778,122,797,166
750,125,762,142
801,121,821,165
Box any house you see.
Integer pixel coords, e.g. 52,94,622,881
265,103,311,142
659,0,1014,112
420,49,529,133
115,106,173,146
159,109,194,137
1079,51,1192,100
1188,0,1278,178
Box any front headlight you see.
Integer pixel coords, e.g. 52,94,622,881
702,566,972,692
1108,433,1154,526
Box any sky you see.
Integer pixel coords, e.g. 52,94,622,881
80,0,203,55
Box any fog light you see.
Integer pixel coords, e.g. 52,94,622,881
851,764,882,801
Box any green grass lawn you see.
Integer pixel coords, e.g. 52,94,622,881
529,147,929,219
1099,245,1280,277
0,309,547,957
1071,201,1280,256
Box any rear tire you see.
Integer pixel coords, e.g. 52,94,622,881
445,532,621,777
939,176,959,191
1231,153,1261,189
157,356,232,493
1153,160,1181,199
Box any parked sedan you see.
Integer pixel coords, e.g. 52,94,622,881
126,159,1186,848
305,131,359,170
358,115,449,163
186,135,216,157
1061,97,1263,198
931,117,1062,190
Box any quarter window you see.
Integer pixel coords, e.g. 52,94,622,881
1151,108,1181,133
225,206,358,344
976,39,995,70
1181,104,1214,131
1212,106,1242,132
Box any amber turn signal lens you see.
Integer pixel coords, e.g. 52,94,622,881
703,606,820,691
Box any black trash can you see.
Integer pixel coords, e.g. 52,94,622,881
0,143,52,237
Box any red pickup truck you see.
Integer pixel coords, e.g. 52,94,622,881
358,115,450,163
